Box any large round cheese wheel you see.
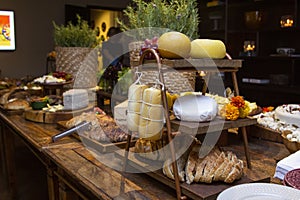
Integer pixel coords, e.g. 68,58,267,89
275,104,300,127
173,94,218,122
190,39,226,59
158,31,191,59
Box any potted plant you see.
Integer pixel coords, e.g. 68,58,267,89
53,15,100,88
116,0,199,62
116,0,199,40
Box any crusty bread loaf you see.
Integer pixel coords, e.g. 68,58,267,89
163,143,244,184
4,99,30,110
134,138,167,161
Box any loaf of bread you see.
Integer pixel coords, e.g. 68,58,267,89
127,84,148,132
139,87,164,140
65,112,127,143
4,99,30,110
163,143,244,184
134,138,167,161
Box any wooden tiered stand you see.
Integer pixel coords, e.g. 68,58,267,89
123,48,258,200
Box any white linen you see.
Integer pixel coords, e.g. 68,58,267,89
274,150,300,180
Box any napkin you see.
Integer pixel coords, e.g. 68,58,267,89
274,150,300,180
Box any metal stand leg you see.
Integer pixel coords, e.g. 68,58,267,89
231,70,251,168
122,131,132,172
241,127,252,169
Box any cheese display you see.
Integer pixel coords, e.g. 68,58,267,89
63,89,89,110
275,104,300,127
190,39,226,59
127,84,149,132
139,87,164,140
173,94,218,122
157,31,191,58
163,143,244,184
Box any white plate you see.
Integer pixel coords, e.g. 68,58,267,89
217,183,300,200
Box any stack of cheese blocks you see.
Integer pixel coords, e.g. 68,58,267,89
127,84,164,140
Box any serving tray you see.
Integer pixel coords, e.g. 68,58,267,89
115,148,270,200
24,104,94,123
57,120,136,153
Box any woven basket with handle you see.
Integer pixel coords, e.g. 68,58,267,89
129,41,195,94
55,47,98,88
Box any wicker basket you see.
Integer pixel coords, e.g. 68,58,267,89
55,47,98,88
129,41,195,94
128,41,144,62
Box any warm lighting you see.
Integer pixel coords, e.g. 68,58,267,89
244,41,255,52
280,15,294,27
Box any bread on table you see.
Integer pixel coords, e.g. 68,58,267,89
162,143,244,184
4,99,30,110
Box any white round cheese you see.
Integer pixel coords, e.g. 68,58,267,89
275,104,300,127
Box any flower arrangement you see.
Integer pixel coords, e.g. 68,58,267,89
220,96,251,120
116,0,199,40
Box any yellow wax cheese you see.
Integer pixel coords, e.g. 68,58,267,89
190,39,226,59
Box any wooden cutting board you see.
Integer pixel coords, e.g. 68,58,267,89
24,104,94,123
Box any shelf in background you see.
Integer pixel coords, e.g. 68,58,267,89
239,84,300,95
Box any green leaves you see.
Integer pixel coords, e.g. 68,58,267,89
53,15,99,47
116,0,199,40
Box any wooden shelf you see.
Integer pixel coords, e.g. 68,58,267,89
171,117,257,135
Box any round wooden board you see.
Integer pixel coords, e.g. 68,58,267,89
24,104,94,123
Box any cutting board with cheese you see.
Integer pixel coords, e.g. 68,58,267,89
24,104,94,123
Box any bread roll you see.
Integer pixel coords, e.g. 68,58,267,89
4,99,30,110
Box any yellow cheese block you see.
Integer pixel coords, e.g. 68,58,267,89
140,104,164,120
138,117,164,141
142,87,162,104
127,112,140,132
190,39,226,59
138,87,164,140
128,101,142,113
127,84,149,132
128,84,149,101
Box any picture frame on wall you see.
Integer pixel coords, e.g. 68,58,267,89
0,10,15,51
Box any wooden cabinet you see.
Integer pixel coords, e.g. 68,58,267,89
198,0,300,106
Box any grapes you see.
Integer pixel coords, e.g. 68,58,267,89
50,71,73,81
140,36,160,59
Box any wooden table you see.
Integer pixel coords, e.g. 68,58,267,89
0,112,177,200
0,111,291,200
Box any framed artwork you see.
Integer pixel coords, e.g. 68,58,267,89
0,10,15,50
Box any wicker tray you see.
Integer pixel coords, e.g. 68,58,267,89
281,131,300,153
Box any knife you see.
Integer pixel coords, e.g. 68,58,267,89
51,121,90,142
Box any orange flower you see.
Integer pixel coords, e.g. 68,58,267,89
220,103,240,121
230,96,245,108
262,106,274,113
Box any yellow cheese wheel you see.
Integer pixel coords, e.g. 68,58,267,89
158,31,191,59
190,39,226,59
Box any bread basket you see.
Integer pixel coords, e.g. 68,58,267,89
281,131,300,153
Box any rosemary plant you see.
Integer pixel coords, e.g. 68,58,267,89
116,0,199,40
